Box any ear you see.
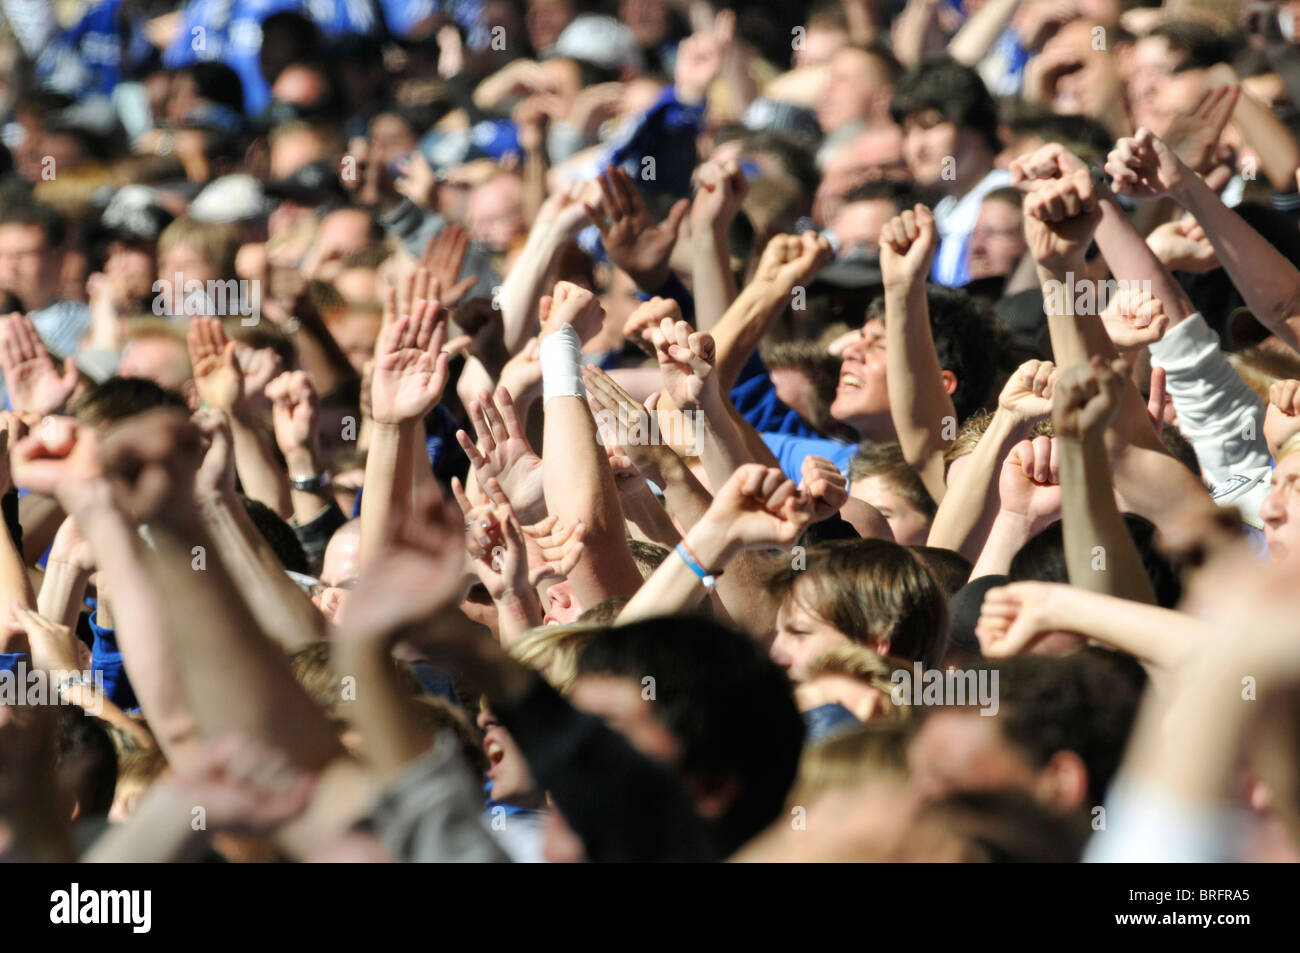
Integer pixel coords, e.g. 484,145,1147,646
1037,750,1090,812
939,369,958,397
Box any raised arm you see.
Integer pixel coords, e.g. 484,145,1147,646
539,281,644,604
879,204,957,502
1053,357,1156,604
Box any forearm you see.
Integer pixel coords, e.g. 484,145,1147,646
1059,435,1156,603
1232,92,1300,192
927,410,1028,561
0,516,34,611
1172,173,1300,350
492,591,544,647
500,228,567,353
691,227,738,332
18,492,63,565
145,519,342,770
711,282,787,392
1108,442,1218,531
695,387,764,491
971,510,1034,579
1042,586,1209,669
73,498,198,761
283,444,332,528
1094,195,1196,325
619,482,682,548
84,783,201,862
360,422,413,566
885,282,956,501
948,0,1020,66
37,560,90,631
638,446,712,531
331,636,436,785
197,493,323,652
617,516,733,624
230,414,293,519
543,396,643,603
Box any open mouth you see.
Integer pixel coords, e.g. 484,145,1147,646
484,737,506,770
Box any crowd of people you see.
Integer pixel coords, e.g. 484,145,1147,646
0,0,1298,864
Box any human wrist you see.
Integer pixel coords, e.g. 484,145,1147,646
284,445,321,480
686,515,738,569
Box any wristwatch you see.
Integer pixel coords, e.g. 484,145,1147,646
289,472,330,493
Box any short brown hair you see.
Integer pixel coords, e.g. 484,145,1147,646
850,441,936,518
767,539,948,668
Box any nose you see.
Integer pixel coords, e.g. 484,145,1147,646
769,634,792,668
1262,485,1286,523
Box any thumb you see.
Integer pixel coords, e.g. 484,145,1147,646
60,357,80,391
663,198,690,234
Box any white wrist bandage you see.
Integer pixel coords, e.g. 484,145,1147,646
540,323,585,404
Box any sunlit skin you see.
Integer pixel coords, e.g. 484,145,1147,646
0,223,61,311
829,198,898,256
770,590,853,683
830,318,894,440
1262,451,1300,563
851,474,931,545
477,706,544,808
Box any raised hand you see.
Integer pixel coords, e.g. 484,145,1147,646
455,386,545,524
998,358,1058,424
998,436,1061,528
166,734,316,835
187,317,243,414
0,313,79,415
265,370,320,474
192,406,237,504
1162,83,1240,176
707,463,814,549
975,581,1067,657
519,514,585,587
420,223,477,308
1008,141,1088,189
1146,216,1219,273
651,307,716,409
585,166,689,291
344,482,470,643
752,232,833,296
538,280,605,343
1104,128,1190,199
1265,379,1300,457
235,345,283,412
370,298,451,426
451,476,531,602
583,364,669,482
95,408,205,524
10,416,103,511
879,203,938,293
800,455,849,523
690,160,748,237
675,14,731,105
1023,168,1102,271
1053,356,1128,442
1099,287,1170,352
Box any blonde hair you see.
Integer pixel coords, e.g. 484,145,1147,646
507,623,601,693
787,724,911,809
158,215,243,279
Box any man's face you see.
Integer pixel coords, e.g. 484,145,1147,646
829,198,896,256
118,337,192,393
794,25,848,68
1262,452,1300,562
819,49,885,131
770,592,851,683
1127,35,1179,129
269,128,328,182
851,474,931,545
477,706,542,806
158,241,219,289
103,241,157,309
303,209,373,283
1042,20,1122,123
830,318,891,435
0,223,59,310
967,199,1026,280
467,177,526,254
908,710,1040,802
902,111,961,189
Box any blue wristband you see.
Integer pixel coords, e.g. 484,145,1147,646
675,542,718,591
